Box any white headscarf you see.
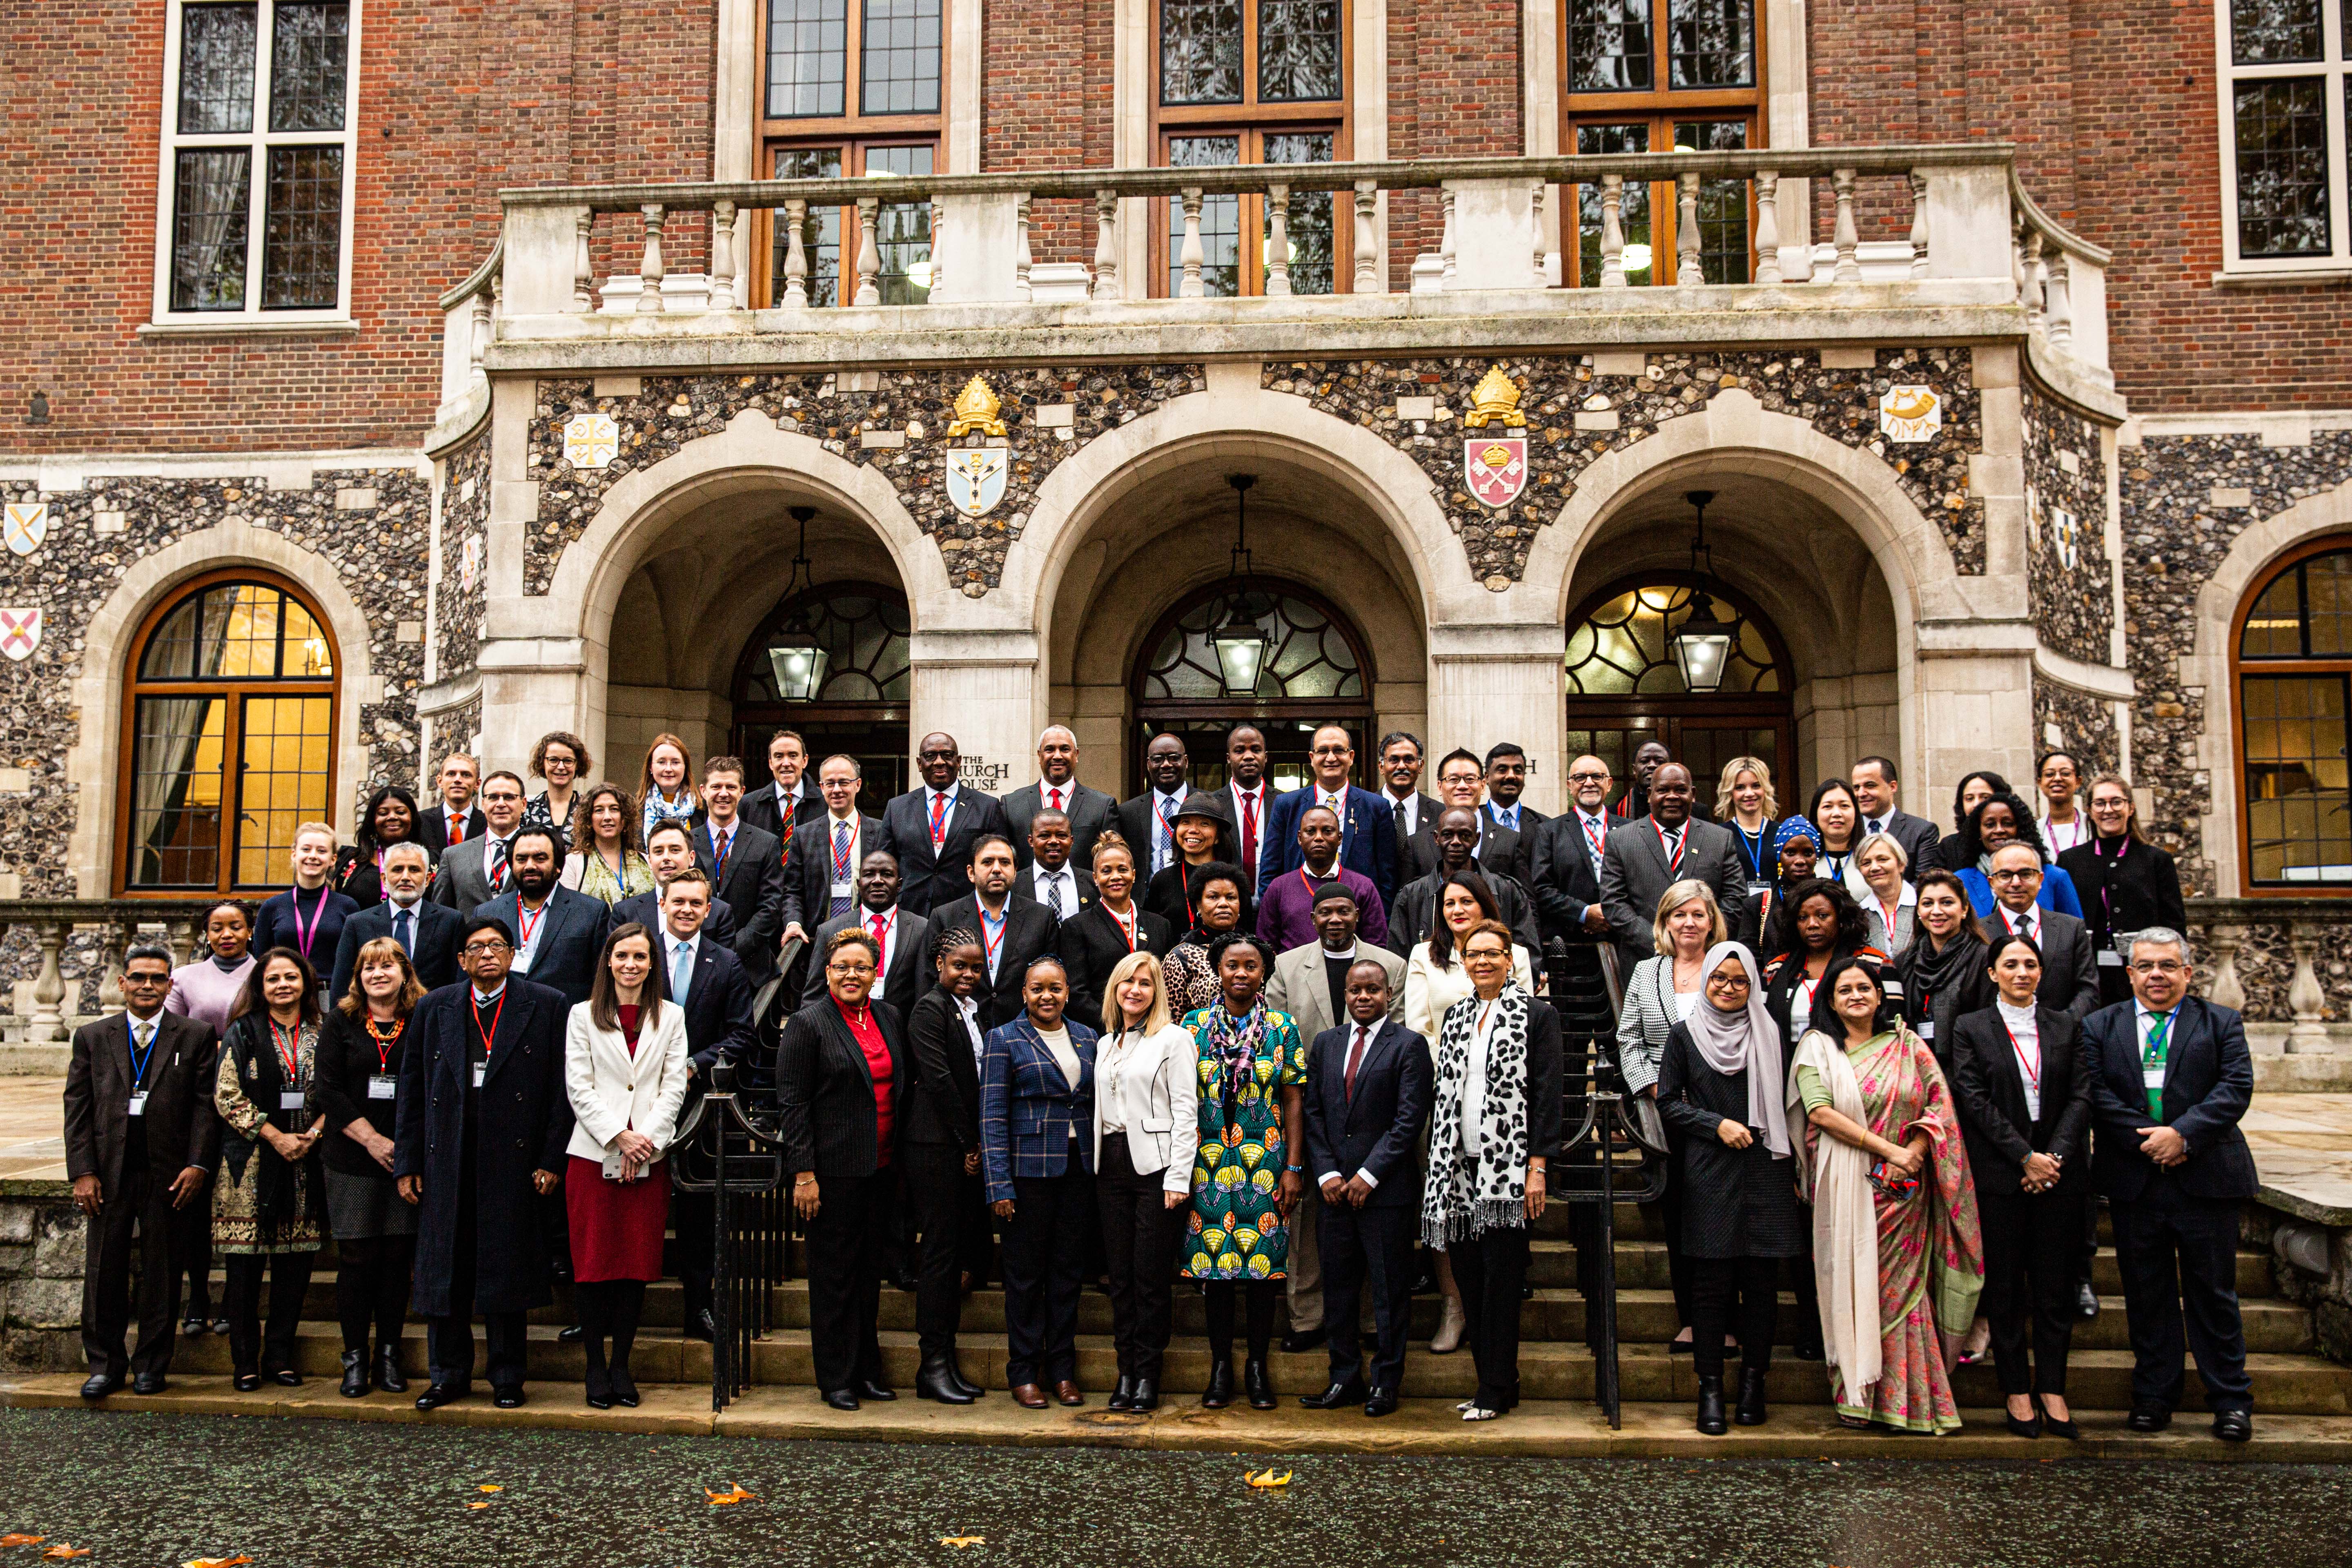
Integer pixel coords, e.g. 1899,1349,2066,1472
1679,940,1792,1158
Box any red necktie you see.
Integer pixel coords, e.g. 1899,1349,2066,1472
1048,786,1063,812
1345,1023,1370,1102
869,911,889,951
1239,790,1258,872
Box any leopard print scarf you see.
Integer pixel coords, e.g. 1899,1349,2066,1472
1420,982,1532,1247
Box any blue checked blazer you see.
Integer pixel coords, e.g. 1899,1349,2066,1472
980,1014,1097,1204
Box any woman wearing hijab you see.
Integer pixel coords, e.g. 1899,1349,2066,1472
1790,956,1983,1433
1952,792,2084,919
1937,771,2011,874
1895,869,1994,1068
1656,941,1802,1432
1160,862,1250,1017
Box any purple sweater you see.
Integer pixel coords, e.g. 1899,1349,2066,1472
164,954,253,1038
1254,864,1387,956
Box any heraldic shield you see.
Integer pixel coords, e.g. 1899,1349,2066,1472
946,448,1009,518
1465,438,1528,508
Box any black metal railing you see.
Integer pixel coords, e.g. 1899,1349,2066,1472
670,1059,786,1411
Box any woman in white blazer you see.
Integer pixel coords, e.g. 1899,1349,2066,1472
563,922,691,1409
1403,873,1536,1042
1090,951,1200,1412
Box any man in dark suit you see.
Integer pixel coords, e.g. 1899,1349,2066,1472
615,819,738,947
1376,730,1441,868
925,835,1058,1030
1481,742,1547,835
1117,731,1194,882
1386,807,1542,958
1983,844,2101,1024
782,753,882,949
431,769,528,911
1599,762,1753,974
802,850,931,1011
1001,726,1118,872
1403,807,1527,886
473,826,609,1009
331,841,463,998
1015,807,1095,919
1215,724,1277,893
395,916,572,1409
416,751,486,856
64,946,217,1398
740,729,828,840
904,944,991,1403
1262,723,1400,907
1850,755,1943,874
878,732,1013,917
650,868,758,1341
2081,928,2258,1443
693,756,788,984
1298,960,1430,1416
1528,752,1623,951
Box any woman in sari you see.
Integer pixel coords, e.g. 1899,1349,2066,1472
1790,955,1984,1433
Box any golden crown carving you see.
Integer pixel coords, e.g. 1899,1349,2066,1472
946,374,1008,439
1460,364,1528,428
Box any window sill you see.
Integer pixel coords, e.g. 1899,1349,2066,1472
137,317,361,338
2211,268,2352,290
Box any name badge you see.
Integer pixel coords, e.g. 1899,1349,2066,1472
368,1076,397,1100
871,975,887,999
831,880,853,900
1916,1020,1935,1040
2097,949,2123,967
1748,881,1773,897
472,1064,487,1087
509,951,531,973
126,1093,148,1117
278,1090,307,1112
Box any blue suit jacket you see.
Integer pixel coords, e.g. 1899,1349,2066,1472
2079,993,2258,1203
1260,784,1400,908
473,886,611,1009
980,1015,1097,1203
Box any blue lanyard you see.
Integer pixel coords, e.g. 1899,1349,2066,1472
127,1018,158,1087
1735,822,1770,880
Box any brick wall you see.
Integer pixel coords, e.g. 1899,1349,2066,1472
1386,0,1523,290
982,0,1095,265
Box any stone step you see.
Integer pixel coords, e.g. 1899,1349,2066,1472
146,1321,2352,1414
9,1375,2346,1459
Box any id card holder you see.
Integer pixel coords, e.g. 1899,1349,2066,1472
1748,882,1774,898
831,880,853,902
509,950,531,973
2097,949,2123,967
278,1090,307,1112
1916,1019,1936,1040
368,1075,397,1100
472,1063,486,1087
126,1093,148,1117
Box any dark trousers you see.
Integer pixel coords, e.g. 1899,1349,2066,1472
1448,1225,1530,1411
335,1234,415,1354
675,1189,715,1322
1981,1185,2084,1397
1000,1151,1092,1388
2109,1180,2253,1413
172,1192,214,1321
80,1161,180,1380
1659,1131,1692,1329
1321,1199,1415,1392
905,1141,978,1358
223,1250,317,1375
1095,1134,1177,1382
426,1187,529,1391
805,1168,894,1394
1689,1254,1779,1380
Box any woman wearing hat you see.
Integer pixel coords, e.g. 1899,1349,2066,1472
1143,795,1238,932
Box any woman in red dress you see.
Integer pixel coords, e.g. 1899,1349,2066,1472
563,922,691,1408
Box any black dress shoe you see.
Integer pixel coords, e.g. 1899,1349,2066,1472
210,1318,232,1336
414,1382,465,1410
891,1267,920,1293
1734,1366,1769,1427
340,1349,369,1399
374,1348,407,1394
610,1367,640,1408
684,1308,716,1343
269,1369,303,1388
1298,1377,1368,1410
2005,1410,2042,1439
557,1323,586,1345
1280,1327,1328,1355
1669,1335,1694,1355
917,1355,977,1405
1200,1360,1234,1408
857,1379,897,1401
1364,1387,1399,1417
1129,1377,1160,1412
131,1372,167,1396
1106,1374,1137,1412
233,1372,261,1392
2214,1408,2253,1443
1244,1359,1276,1410
2126,1402,2172,1434
78,1373,121,1401
492,1385,526,1409
180,1316,207,1337
2076,1281,2100,1321
822,1388,861,1411
1791,1337,1826,1362
1695,1375,1728,1435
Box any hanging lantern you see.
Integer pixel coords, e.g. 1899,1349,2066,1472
767,506,831,701
1670,590,1734,693
1210,474,1272,696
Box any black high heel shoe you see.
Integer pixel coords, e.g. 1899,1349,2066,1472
609,1365,640,1408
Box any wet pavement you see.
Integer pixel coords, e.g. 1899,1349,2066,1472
2,1408,2348,1567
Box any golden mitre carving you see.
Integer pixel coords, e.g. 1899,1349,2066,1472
946,374,1008,439
1459,364,1527,428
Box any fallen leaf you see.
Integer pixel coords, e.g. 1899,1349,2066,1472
938,1537,986,1549
39,1550,87,1561
1,1538,45,1549
183,1557,253,1568
1245,1468,1293,1489
466,1502,492,1512
477,1485,503,1494
704,1485,756,1506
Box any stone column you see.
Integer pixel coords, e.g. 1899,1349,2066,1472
1427,622,1568,815
909,630,1042,797
1912,634,2037,814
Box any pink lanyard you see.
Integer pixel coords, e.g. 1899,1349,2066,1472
288,884,329,955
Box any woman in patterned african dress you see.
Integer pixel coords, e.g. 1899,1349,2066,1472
1180,931,1306,1413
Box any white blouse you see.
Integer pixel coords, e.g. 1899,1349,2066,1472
1996,997,2042,1120
1404,944,1536,1045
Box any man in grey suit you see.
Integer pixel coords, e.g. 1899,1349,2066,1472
431,770,528,911
1850,756,1943,875
1982,843,2100,1023
1599,762,1753,975
1262,885,1406,1356
1000,726,1118,872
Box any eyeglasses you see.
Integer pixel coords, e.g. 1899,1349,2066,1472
1462,945,1510,961
2129,959,2188,975
1990,868,2039,882
1567,770,1610,783
462,940,511,956
1704,973,1751,990
827,960,877,975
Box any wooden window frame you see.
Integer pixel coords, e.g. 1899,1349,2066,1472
1557,0,1764,287
2231,533,2352,895
2212,0,2352,277
1149,0,1354,298
115,568,342,898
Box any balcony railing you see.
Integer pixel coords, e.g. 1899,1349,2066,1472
438,142,2111,415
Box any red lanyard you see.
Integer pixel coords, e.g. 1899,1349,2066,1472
1296,865,1329,901
1876,895,1902,935
831,819,855,881
1108,903,1137,952
980,906,1007,972
1156,792,1181,849
268,1019,302,1081
364,1015,402,1074
1582,811,1607,859
288,883,330,955
515,898,549,953
1655,820,1685,875
2002,1021,2042,1095
474,988,506,1061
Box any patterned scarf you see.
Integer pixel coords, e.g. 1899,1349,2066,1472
1420,982,1533,1247
1201,998,1270,1121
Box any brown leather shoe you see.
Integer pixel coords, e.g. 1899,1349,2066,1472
1055,1381,1084,1407
1010,1383,1050,1410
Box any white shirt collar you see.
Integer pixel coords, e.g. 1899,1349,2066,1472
1321,942,1357,959
927,782,959,805
667,928,700,955
1996,997,2037,1029
1155,784,1186,804
472,985,505,1006
955,994,981,1021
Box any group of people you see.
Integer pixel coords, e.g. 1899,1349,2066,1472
62,725,2255,1439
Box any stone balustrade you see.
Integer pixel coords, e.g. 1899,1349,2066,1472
0,901,225,1046
477,142,2108,388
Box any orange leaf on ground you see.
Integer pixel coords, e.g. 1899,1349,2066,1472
1245,1468,1293,1489
477,1485,503,1493
183,1558,253,1568
704,1485,756,1506
0,1537,45,1548
938,1537,986,1549
39,1548,88,1561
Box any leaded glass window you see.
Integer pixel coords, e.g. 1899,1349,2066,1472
2219,0,2350,270
1258,0,1340,101
1565,582,1780,695
1163,0,1244,105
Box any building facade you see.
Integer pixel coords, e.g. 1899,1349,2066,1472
1,0,2348,928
